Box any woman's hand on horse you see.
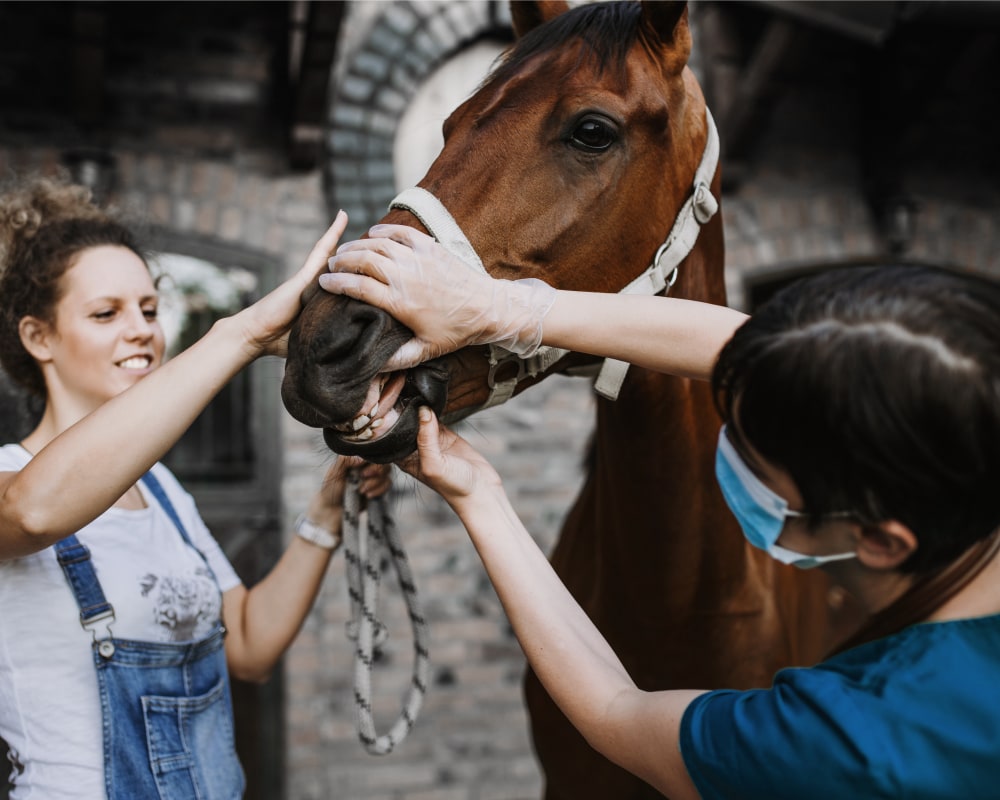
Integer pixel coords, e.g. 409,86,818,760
323,225,557,371
319,456,391,506
305,456,391,535
396,407,503,507
234,211,349,359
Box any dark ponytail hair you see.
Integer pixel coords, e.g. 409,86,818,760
712,264,1000,574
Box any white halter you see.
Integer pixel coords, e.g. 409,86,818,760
389,106,720,407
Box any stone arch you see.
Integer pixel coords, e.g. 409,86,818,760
325,0,513,239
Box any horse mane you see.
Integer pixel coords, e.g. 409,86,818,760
485,1,643,90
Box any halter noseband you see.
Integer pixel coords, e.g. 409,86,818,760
389,106,720,409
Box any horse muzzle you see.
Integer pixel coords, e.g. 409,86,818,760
282,293,450,463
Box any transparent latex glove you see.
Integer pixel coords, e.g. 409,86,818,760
320,224,557,371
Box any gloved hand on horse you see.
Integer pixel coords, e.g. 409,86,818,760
323,225,556,371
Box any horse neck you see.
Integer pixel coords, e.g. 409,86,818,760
582,205,740,584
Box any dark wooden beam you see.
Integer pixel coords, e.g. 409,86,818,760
714,15,805,181
860,27,995,253
288,0,345,170
696,2,756,189
749,1,898,45
71,3,108,130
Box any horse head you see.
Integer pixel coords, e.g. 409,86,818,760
281,0,723,463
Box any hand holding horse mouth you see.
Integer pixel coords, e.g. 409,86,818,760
323,226,557,372
280,304,450,465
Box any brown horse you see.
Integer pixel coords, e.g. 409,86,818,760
282,2,852,797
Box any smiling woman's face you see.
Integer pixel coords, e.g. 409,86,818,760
39,245,164,412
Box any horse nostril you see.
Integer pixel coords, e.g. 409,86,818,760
284,293,418,426
313,301,395,366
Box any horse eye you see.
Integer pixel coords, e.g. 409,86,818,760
569,117,617,152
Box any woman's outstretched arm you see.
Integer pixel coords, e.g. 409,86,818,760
222,457,391,682
323,224,747,380
0,212,348,560
398,408,705,799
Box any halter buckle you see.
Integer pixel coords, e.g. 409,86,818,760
652,241,680,293
487,350,526,389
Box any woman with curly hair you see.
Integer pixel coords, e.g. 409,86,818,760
0,177,388,799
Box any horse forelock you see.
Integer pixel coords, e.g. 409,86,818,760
472,1,692,129
488,1,643,90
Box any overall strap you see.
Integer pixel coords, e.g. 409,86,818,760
140,470,217,581
55,470,210,639
54,535,115,635
139,471,193,547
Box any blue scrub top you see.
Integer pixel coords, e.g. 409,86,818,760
680,613,1000,799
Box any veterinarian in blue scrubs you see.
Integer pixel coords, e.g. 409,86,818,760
324,225,1000,800
0,178,388,799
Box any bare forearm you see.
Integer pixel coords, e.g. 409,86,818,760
224,536,334,683
224,458,386,682
0,317,252,557
452,487,638,749
452,486,704,797
542,292,747,381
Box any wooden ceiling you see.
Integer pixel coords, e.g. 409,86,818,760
697,0,1000,202
0,1,339,166
2,0,997,197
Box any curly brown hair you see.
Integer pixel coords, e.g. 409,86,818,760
0,177,146,397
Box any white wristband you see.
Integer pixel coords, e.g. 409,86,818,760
294,514,341,550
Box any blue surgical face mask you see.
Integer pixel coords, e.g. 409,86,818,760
714,425,856,570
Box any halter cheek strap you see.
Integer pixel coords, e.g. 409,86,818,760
592,106,720,399
389,106,720,408
390,187,568,410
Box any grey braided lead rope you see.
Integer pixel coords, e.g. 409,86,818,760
342,468,430,755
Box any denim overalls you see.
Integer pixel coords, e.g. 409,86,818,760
54,472,245,799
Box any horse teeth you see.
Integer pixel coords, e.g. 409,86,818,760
352,414,370,431
369,402,379,418
353,428,374,441
370,419,384,430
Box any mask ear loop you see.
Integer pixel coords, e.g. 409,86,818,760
767,542,857,569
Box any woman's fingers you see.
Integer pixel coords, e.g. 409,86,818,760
396,407,440,481
320,456,391,502
415,406,443,470
380,339,429,372
327,239,399,283
268,212,348,313
237,211,348,357
318,271,397,313
366,224,436,250
359,462,392,498
295,211,349,288
412,409,464,491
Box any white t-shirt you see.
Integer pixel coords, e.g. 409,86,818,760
0,445,242,799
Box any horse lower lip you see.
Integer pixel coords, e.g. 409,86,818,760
323,402,421,464
334,362,450,437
